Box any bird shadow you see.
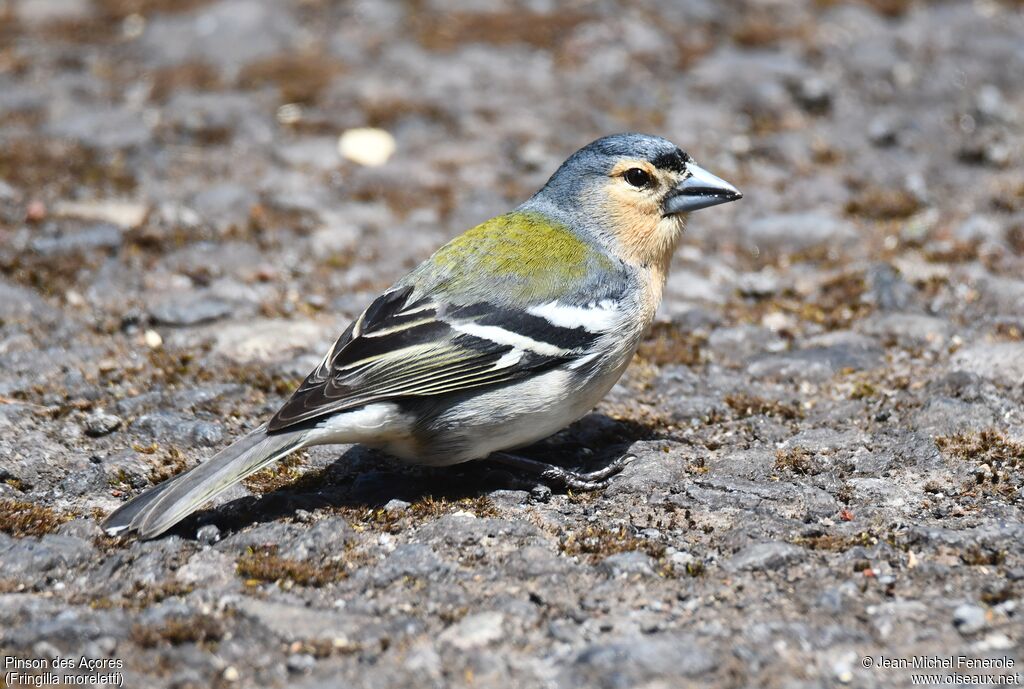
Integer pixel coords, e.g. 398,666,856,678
169,412,664,540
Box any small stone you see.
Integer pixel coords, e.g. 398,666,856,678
372,543,450,586
176,548,233,586
338,128,396,167
792,76,832,113
868,117,898,147
736,270,780,297
84,411,122,437
213,318,329,364
286,653,316,674
144,329,163,349
598,551,657,577
726,542,803,572
383,499,410,513
150,293,234,327
951,342,1024,382
53,200,148,229
530,484,552,502
222,667,239,682
952,604,987,634
438,611,505,650
30,223,123,255
196,524,221,545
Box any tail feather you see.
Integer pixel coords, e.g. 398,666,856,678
103,425,309,539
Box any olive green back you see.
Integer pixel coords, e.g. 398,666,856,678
401,210,619,305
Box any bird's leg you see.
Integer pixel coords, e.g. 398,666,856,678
488,452,635,491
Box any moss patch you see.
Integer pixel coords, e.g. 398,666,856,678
845,185,922,220
243,453,305,495
130,613,224,648
415,10,589,51
0,499,72,537
774,447,820,475
236,545,346,587
936,429,1024,468
559,524,665,562
725,393,804,420
340,495,500,535
936,429,1024,499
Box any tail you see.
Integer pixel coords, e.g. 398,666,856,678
102,424,309,539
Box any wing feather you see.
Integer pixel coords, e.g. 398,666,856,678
266,286,609,432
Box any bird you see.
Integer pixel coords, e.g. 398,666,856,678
103,132,742,538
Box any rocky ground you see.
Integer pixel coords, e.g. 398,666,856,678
1,0,1023,687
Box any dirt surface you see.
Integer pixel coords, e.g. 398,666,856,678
1,1,1024,687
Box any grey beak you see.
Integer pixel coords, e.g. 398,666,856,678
663,164,742,215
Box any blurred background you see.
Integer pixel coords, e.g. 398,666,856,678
1,1,1023,687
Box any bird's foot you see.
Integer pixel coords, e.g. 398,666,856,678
489,452,635,491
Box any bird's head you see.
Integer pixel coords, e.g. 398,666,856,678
525,133,741,272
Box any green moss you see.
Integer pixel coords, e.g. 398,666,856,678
243,453,305,495
236,546,346,587
560,524,665,561
340,495,500,535
0,499,72,537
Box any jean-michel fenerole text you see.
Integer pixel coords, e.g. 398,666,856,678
875,655,1015,670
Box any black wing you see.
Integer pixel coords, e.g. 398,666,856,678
266,286,604,432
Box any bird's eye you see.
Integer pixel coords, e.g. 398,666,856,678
623,168,652,188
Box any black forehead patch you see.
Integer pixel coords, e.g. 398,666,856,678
651,149,691,172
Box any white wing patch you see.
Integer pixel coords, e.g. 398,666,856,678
450,322,569,357
527,300,620,333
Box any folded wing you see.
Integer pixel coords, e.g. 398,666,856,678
266,286,606,432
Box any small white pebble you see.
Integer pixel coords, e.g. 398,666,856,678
144,329,163,349
223,666,239,682
338,127,396,167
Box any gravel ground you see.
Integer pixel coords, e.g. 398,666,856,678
1,1,1024,687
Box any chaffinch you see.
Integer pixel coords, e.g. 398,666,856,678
105,133,741,538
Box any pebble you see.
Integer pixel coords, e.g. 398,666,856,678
53,200,149,229
598,552,657,577
150,293,234,327
438,612,505,650
383,499,411,513
726,543,804,572
83,411,122,437
286,653,316,674
952,604,987,635
196,524,222,545
338,128,396,167
213,319,329,364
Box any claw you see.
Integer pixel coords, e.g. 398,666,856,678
489,452,634,493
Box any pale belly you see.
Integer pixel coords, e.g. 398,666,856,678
396,348,636,466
